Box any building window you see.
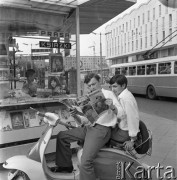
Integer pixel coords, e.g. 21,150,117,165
140,26,142,36
162,17,165,30
169,28,172,42
150,35,153,46
138,16,140,26
150,22,152,33
166,0,168,14
169,14,172,27
143,13,145,24
140,38,142,49
145,36,147,48
134,18,135,28
156,19,158,32
156,33,158,44
126,22,128,32
148,10,150,22
145,24,147,34
159,5,161,17
132,41,134,51
162,31,165,43
136,28,138,39
153,8,155,20
136,40,138,50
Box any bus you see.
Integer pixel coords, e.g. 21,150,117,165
80,68,110,80
111,56,177,99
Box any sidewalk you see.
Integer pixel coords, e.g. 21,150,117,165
0,112,176,180
139,112,177,179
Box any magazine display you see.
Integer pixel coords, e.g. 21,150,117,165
59,89,109,124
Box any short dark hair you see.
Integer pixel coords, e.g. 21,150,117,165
84,73,100,84
109,74,128,88
25,69,35,78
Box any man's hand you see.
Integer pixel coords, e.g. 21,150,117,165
123,141,134,151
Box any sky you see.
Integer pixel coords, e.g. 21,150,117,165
16,0,149,57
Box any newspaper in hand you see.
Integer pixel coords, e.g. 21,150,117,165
78,89,109,124
59,90,109,124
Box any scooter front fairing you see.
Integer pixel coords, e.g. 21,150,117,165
3,155,46,180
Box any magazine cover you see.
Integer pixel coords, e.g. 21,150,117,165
59,89,109,124
81,89,109,124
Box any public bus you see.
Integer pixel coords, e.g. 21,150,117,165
111,56,177,99
80,68,110,80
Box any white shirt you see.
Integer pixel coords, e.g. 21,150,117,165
117,88,140,137
95,88,121,127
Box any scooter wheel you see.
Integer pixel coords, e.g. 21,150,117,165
8,170,30,180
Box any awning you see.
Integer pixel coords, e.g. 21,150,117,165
0,0,136,35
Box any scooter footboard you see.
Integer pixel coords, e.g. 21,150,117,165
94,148,147,180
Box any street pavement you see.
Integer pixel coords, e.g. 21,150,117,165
139,112,177,180
0,111,176,179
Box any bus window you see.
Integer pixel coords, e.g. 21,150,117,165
129,66,136,76
121,67,128,75
146,64,156,75
115,68,121,75
137,65,145,75
158,62,171,74
174,61,177,74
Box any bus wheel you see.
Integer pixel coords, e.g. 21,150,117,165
147,85,157,100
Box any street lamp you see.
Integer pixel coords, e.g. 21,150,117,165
91,31,111,84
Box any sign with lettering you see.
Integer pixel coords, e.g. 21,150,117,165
39,30,70,38
39,41,71,49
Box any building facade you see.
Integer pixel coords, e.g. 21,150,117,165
105,0,177,65
64,56,107,70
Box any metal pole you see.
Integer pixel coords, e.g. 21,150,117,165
100,33,103,84
76,7,81,97
31,44,33,69
13,47,16,89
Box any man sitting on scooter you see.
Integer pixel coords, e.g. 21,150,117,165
48,73,124,180
109,74,140,151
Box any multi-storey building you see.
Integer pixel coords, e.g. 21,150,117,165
64,56,107,70
105,0,177,65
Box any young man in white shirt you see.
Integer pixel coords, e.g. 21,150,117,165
109,74,140,151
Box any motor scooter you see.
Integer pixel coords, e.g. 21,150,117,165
3,107,152,180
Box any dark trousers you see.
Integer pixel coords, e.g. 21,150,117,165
56,124,111,180
111,124,130,143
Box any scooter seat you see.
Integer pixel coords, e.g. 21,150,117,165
108,139,125,150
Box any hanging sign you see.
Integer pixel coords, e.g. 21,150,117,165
39,41,71,49
39,30,70,38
